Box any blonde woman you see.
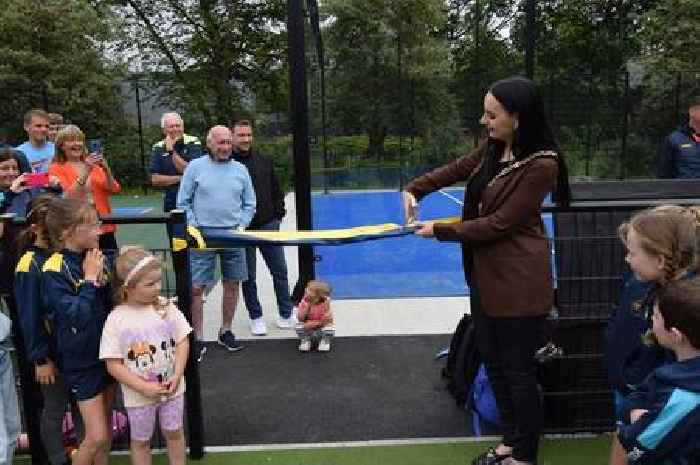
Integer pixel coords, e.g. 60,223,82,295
49,125,121,250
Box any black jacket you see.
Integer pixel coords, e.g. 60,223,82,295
233,149,285,229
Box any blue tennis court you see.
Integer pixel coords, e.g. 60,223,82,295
112,206,154,216
313,189,554,299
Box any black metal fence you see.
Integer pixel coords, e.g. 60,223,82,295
1,211,204,465
1,66,696,195
3,194,700,458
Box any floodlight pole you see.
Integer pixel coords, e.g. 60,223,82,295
525,0,536,79
287,0,316,301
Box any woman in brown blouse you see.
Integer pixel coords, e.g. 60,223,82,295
403,76,571,465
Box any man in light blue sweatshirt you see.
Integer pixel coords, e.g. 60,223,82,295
177,125,256,360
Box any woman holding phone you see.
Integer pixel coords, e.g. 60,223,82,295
49,125,121,250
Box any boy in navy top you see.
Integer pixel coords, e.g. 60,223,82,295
618,277,700,464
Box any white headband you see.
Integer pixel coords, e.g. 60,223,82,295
123,255,156,286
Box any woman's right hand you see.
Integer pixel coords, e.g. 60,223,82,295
82,249,104,283
402,191,418,224
84,154,101,171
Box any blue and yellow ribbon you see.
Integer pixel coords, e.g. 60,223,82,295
173,217,461,249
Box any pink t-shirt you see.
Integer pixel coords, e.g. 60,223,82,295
99,302,192,407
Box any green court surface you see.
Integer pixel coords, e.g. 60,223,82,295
112,194,169,250
15,437,611,465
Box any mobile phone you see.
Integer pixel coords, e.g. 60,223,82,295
88,138,104,154
173,139,185,155
24,172,49,188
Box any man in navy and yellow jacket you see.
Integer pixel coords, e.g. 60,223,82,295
657,96,700,179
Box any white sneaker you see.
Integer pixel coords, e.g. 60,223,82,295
318,337,331,352
250,318,267,336
276,314,297,329
298,339,311,352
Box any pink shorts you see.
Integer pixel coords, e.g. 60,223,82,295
126,394,184,442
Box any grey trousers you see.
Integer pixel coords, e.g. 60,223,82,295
41,374,84,465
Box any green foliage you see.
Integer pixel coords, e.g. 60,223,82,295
107,0,288,128
321,0,462,157
0,0,125,142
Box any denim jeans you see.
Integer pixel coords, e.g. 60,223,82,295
0,349,19,465
243,219,293,320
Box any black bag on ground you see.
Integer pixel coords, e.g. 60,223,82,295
442,314,480,407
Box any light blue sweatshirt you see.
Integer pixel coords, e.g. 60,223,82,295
177,155,256,228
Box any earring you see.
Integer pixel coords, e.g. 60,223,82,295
513,120,519,131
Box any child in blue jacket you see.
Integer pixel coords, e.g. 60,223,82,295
15,195,81,465
41,197,114,465
606,205,699,465
618,277,700,464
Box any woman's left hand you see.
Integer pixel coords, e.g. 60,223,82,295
414,221,435,238
10,174,28,193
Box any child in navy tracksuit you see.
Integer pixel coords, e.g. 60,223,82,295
605,205,699,465
41,197,114,465
617,277,700,465
15,195,81,465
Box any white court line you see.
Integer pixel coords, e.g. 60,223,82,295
112,433,602,455
438,189,464,206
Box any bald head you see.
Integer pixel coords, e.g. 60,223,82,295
206,125,233,161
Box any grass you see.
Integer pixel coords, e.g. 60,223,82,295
14,437,611,465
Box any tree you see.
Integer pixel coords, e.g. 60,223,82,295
322,0,461,157
105,0,288,129
0,0,125,142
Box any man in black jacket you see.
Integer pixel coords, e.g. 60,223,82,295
232,120,294,335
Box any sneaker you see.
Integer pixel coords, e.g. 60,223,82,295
218,330,244,352
196,341,207,362
250,318,267,336
318,337,331,352
298,338,311,352
276,314,297,329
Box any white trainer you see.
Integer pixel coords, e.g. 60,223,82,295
298,338,311,352
318,337,331,352
276,314,297,329
250,318,267,336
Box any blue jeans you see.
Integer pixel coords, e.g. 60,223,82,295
0,349,19,465
243,219,293,320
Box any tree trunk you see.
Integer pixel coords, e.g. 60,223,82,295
367,125,386,158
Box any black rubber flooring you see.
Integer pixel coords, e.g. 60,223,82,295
197,335,473,445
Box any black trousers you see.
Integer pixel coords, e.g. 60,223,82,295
470,283,546,462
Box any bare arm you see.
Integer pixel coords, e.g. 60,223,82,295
151,173,182,187
166,337,189,395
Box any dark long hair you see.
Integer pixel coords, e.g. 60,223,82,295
483,76,571,206
16,194,54,252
